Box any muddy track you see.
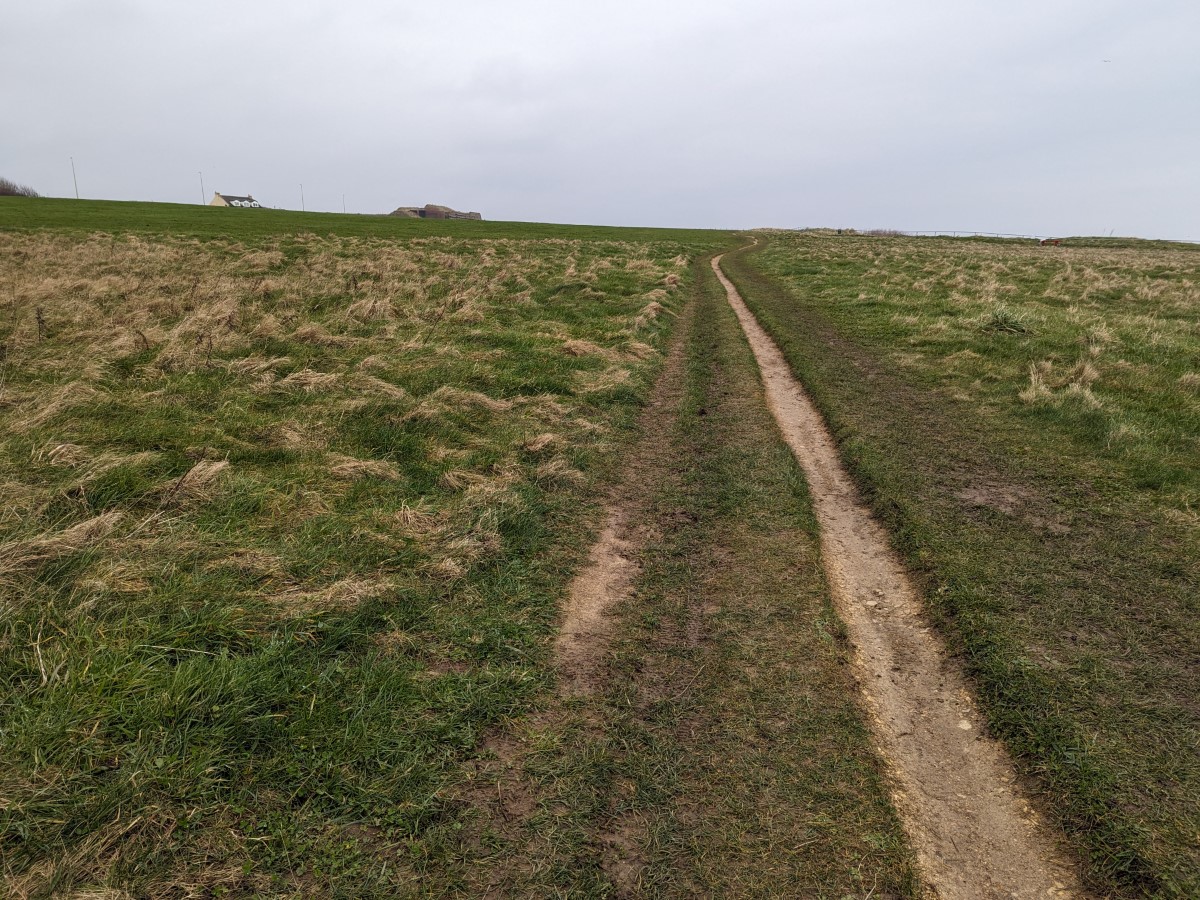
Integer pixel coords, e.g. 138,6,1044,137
713,253,1087,900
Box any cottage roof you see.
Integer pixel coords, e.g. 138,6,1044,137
216,193,261,207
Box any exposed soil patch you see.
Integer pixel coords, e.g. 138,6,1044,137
956,481,1073,534
598,815,649,896
714,253,1088,900
555,511,640,695
451,719,550,896
955,482,1032,515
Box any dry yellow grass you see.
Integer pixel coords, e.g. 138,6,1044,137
269,575,392,615
0,228,684,610
521,432,561,453
0,511,123,582
326,453,401,482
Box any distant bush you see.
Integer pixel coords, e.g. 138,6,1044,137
862,229,905,237
0,177,40,198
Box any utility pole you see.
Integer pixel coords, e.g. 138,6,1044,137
70,157,79,199
199,171,206,204
300,183,305,212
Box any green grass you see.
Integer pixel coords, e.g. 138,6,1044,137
0,201,732,895
725,233,1200,897
0,196,724,244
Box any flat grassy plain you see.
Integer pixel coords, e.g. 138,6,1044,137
0,198,729,896
727,233,1200,897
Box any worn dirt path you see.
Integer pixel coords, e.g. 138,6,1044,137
555,298,693,697
555,510,638,695
713,253,1087,900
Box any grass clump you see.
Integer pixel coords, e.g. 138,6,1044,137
982,304,1034,334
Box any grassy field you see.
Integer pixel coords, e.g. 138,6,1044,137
726,233,1200,897
0,199,730,895
0,197,721,245
9,196,1197,897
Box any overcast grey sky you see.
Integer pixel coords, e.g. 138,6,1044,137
5,1,1198,236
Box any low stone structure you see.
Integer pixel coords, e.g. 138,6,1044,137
390,203,481,221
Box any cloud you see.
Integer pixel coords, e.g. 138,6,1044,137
3,0,1198,236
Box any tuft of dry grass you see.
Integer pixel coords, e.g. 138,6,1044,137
35,441,91,467
574,366,632,395
162,459,230,505
625,341,656,360
438,468,482,492
1020,358,1104,406
274,369,341,392
344,295,394,322
326,453,401,481
351,373,408,400
292,323,350,347
269,576,393,615
265,420,324,450
1018,364,1054,405
405,386,513,420
521,432,561,453
356,354,390,372
225,355,290,376
633,298,671,331
1069,359,1100,387
0,511,123,582
12,382,106,432
392,502,447,541
534,456,585,485
561,338,614,359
